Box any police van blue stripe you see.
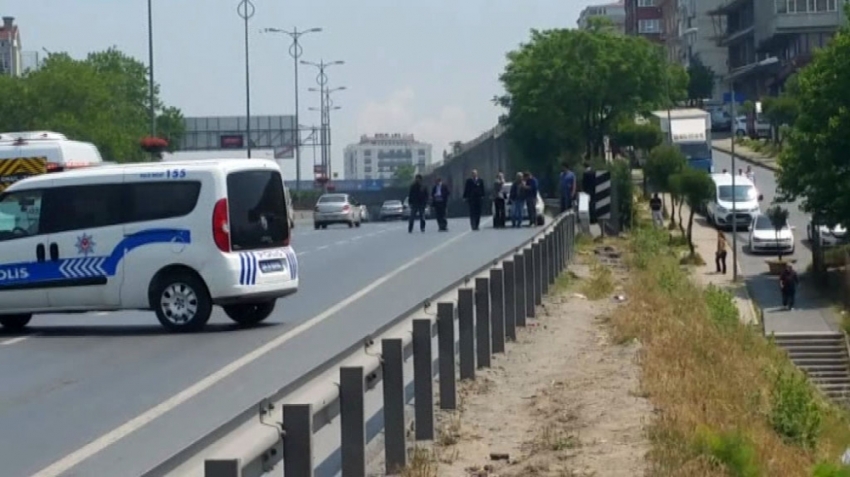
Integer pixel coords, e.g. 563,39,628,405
239,254,247,285
0,228,191,288
287,250,298,280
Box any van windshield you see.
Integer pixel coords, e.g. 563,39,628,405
227,170,290,251
718,185,757,202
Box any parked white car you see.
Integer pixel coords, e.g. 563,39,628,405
807,221,847,247
734,115,771,139
749,214,795,254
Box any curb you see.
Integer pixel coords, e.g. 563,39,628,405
712,145,779,173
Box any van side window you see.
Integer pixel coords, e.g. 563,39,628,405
0,190,43,241
42,184,124,233
127,181,202,223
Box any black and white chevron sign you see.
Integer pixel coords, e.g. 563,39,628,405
59,257,107,278
594,171,612,221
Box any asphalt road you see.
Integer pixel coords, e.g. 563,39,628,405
711,150,836,333
0,217,546,477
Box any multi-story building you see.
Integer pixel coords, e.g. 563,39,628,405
660,0,729,102
625,0,664,42
0,16,22,77
710,0,846,99
577,1,627,33
343,133,433,181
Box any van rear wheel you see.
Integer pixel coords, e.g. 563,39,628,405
223,301,276,327
0,314,32,332
151,272,212,332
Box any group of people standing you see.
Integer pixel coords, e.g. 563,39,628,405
406,174,451,233
482,170,541,229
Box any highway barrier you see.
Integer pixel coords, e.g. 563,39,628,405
144,211,577,477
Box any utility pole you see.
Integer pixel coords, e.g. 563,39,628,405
301,60,344,183
238,0,255,158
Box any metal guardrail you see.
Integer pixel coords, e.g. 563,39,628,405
143,212,577,477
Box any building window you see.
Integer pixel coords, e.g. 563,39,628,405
638,19,661,33
418,149,425,155
364,166,372,173
637,0,655,6
777,0,837,13
364,149,371,156
364,158,371,164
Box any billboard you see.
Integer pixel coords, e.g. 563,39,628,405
178,115,296,158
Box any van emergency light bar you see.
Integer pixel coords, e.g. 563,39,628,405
0,131,69,142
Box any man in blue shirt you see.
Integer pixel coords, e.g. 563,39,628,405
523,172,539,226
559,163,577,213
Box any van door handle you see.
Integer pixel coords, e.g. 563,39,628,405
36,244,45,262
49,243,59,262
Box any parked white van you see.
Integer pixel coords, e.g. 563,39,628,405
706,173,763,230
0,131,103,192
0,159,298,332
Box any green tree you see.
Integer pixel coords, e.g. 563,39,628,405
645,144,687,227
776,8,850,230
686,55,715,105
393,164,416,186
498,28,674,171
0,47,184,162
679,168,715,257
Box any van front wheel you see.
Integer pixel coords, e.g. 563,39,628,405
223,301,276,327
0,314,32,332
151,272,212,332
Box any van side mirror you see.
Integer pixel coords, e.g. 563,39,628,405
758,194,764,201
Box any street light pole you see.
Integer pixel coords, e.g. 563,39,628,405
301,60,344,182
730,78,738,281
147,0,156,139
238,0,255,158
262,27,322,190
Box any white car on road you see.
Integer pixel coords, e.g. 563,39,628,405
807,221,847,247
706,173,762,230
749,214,795,254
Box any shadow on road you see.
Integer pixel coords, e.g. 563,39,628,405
0,321,280,338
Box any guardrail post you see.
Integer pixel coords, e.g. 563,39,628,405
458,288,475,380
490,268,505,353
548,232,556,285
541,237,550,295
204,459,241,477
513,254,526,327
568,214,576,262
282,404,313,477
558,220,566,271
413,319,434,440
340,366,365,477
533,242,543,306
437,302,456,409
523,248,535,318
475,277,491,368
381,338,406,473
503,260,517,339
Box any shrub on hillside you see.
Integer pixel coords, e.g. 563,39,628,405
704,284,740,328
770,366,823,450
693,426,761,477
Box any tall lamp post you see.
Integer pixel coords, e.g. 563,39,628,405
301,60,344,181
147,0,156,139
262,27,322,190
237,0,256,158
310,85,345,180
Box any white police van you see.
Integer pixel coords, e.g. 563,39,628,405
0,159,298,332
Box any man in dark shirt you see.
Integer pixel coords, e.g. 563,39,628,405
650,193,663,228
779,263,799,310
407,174,429,233
523,172,539,226
463,169,486,230
431,176,450,231
559,163,576,213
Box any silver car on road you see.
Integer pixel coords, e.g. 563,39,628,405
313,193,362,229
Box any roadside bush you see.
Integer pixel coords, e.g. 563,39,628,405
812,461,850,477
693,426,761,477
770,366,823,450
611,225,850,475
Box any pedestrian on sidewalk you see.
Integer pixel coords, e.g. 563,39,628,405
745,165,755,185
650,193,663,228
716,230,728,274
779,262,799,310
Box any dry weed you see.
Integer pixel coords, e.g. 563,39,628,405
614,226,850,476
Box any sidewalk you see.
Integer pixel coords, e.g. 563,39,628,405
672,201,758,326
712,138,779,172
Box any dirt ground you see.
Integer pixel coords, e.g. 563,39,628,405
427,257,652,477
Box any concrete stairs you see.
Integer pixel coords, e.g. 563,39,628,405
773,332,850,404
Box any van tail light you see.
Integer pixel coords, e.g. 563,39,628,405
212,198,231,252
342,204,350,212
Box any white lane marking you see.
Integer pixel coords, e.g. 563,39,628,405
335,240,350,246
316,245,329,251
31,221,482,477
0,334,36,346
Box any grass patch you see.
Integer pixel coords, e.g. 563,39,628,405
680,252,706,266
611,224,850,476
399,447,438,477
735,137,781,157
579,262,614,300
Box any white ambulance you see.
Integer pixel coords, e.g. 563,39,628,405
0,131,103,192
0,159,298,332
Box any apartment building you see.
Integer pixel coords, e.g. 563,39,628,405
343,133,433,181
710,0,846,99
0,16,22,77
660,0,729,101
625,0,664,42
578,1,627,33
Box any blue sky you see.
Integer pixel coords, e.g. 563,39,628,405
7,0,597,180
